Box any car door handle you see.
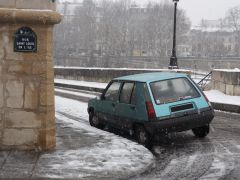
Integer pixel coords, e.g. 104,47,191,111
130,106,136,110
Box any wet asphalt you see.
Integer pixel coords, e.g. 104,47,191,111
131,111,240,180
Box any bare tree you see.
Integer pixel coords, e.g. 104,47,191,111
141,2,190,60
54,0,191,67
97,0,131,56
226,6,240,56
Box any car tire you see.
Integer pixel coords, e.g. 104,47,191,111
135,125,152,148
192,124,209,138
89,110,104,129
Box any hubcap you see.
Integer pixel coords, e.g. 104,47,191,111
139,130,147,143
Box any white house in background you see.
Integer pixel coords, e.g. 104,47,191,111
180,19,238,57
177,44,192,57
192,19,232,33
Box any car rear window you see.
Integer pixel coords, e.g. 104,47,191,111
150,77,200,104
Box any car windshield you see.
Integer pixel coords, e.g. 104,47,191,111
150,77,200,104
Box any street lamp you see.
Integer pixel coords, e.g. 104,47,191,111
169,0,179,69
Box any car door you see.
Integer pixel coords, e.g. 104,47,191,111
98,81,121,125
115,81,137,130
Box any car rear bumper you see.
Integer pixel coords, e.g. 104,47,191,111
144,107,214,134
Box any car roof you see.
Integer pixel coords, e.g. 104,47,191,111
114,72,188,83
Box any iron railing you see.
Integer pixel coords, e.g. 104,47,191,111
197,71,212,90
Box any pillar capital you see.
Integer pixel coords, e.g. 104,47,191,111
0,8,61,25
0,0,56,10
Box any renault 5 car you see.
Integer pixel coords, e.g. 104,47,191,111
88,72,214,147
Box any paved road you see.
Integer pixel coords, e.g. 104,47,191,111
55,93,240,180
59,95,240,180
132,111,240,180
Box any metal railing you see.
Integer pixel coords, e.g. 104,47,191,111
197,71,212,90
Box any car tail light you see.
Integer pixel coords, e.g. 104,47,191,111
203,92,212,107
145,101,156,120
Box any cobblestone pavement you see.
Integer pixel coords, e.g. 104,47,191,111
132,111,240,180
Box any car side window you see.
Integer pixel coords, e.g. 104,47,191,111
120,82,135,104
104,81,121,101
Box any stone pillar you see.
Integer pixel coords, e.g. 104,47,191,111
211,69,240,96
0,0,61,150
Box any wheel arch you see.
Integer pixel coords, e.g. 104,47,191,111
88,107,94,114
132,122,144,131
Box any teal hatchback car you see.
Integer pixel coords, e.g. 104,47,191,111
88,72,214,147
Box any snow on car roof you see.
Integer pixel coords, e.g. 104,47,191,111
114,72,187,83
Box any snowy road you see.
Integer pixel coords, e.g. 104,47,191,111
56,95,240,179
133,111,240,180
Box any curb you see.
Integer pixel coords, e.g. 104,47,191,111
211,102,240,114
54,82,104,93
215,110,240,119
55,89,94,102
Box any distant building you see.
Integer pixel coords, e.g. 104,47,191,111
193,19,232,32
179,19,238,58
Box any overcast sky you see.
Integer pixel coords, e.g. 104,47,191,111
60,0,240,26
139,0,240,26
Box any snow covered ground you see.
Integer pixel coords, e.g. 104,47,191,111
54,96,155,178
53,79,240,179
54,95,240,180
204,90,240,106
214,68,240,72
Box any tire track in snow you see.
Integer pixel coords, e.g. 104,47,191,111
133,135,215,180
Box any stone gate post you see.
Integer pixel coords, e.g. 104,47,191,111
0,0,61,150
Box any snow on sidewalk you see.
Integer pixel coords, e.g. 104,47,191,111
54,96,155,179
204,90,240,106
55,79,107,89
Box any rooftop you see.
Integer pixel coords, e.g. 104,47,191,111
114,72,187,82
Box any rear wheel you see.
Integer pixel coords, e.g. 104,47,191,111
192,124,209,138
135,125,152,148
89,110,104,129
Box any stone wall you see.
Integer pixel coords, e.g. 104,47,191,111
54,56,240,72
211,69,240,96
179,58,240,71
0,1,61,150
54,67,191,83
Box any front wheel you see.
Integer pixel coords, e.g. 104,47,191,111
89,111,104,129
192,125,209,138
135,125,152,148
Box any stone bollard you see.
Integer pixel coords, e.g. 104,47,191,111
0,0,61,150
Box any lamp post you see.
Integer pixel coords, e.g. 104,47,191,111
169,0,179,69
